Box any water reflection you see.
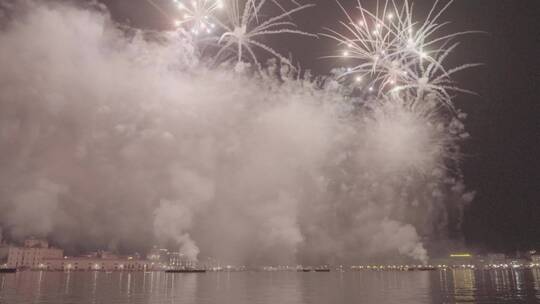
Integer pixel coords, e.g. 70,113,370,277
533,269,540,300
64,271,71,294
300,271,432,303
452,269,476,303
435,268,540,304
0,269,540,304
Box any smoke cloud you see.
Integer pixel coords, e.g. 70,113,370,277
0,1,474,265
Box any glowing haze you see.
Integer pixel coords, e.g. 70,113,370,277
0,0,475,265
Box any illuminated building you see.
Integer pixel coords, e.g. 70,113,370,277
6,238,63,269
487,253,507,265
450,253,472,258
42,256,155,271
146,246,196,269
146,246,169,263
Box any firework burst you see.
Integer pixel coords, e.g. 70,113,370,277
216,0,316,69
147,0,224,35
173,0,224,35
324,0,480,111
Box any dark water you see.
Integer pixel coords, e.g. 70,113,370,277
1,269,540,304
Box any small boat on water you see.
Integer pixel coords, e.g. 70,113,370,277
165,268,206,273
314,268,330,272
416,266,436,271
0,268,17,273
298,266,330,272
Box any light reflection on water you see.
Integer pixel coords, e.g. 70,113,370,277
0,269,539,304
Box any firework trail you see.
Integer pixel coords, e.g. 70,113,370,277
216,0,316,69
146,0,316,69
323,0,480,111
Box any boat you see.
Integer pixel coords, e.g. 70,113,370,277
297,267,312,272
0,268,17,273
165,268,206,273
416,266,436,271
314,268,330,272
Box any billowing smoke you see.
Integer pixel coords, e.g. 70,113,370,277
0,1,474,265
153,200,200,261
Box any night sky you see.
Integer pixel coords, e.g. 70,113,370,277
100,0,540,253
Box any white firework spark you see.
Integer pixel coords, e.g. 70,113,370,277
173,0,224,35
147,0,224,35
215,0,316,69
323,0,480,111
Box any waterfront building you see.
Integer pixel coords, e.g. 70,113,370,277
6,239,156,271
486,253,506,265
4,239,198,271
147,247,169,262
146,247,196,269
6,238,63,269
0,243,8,266
445,253,475,267
41,256,156,271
